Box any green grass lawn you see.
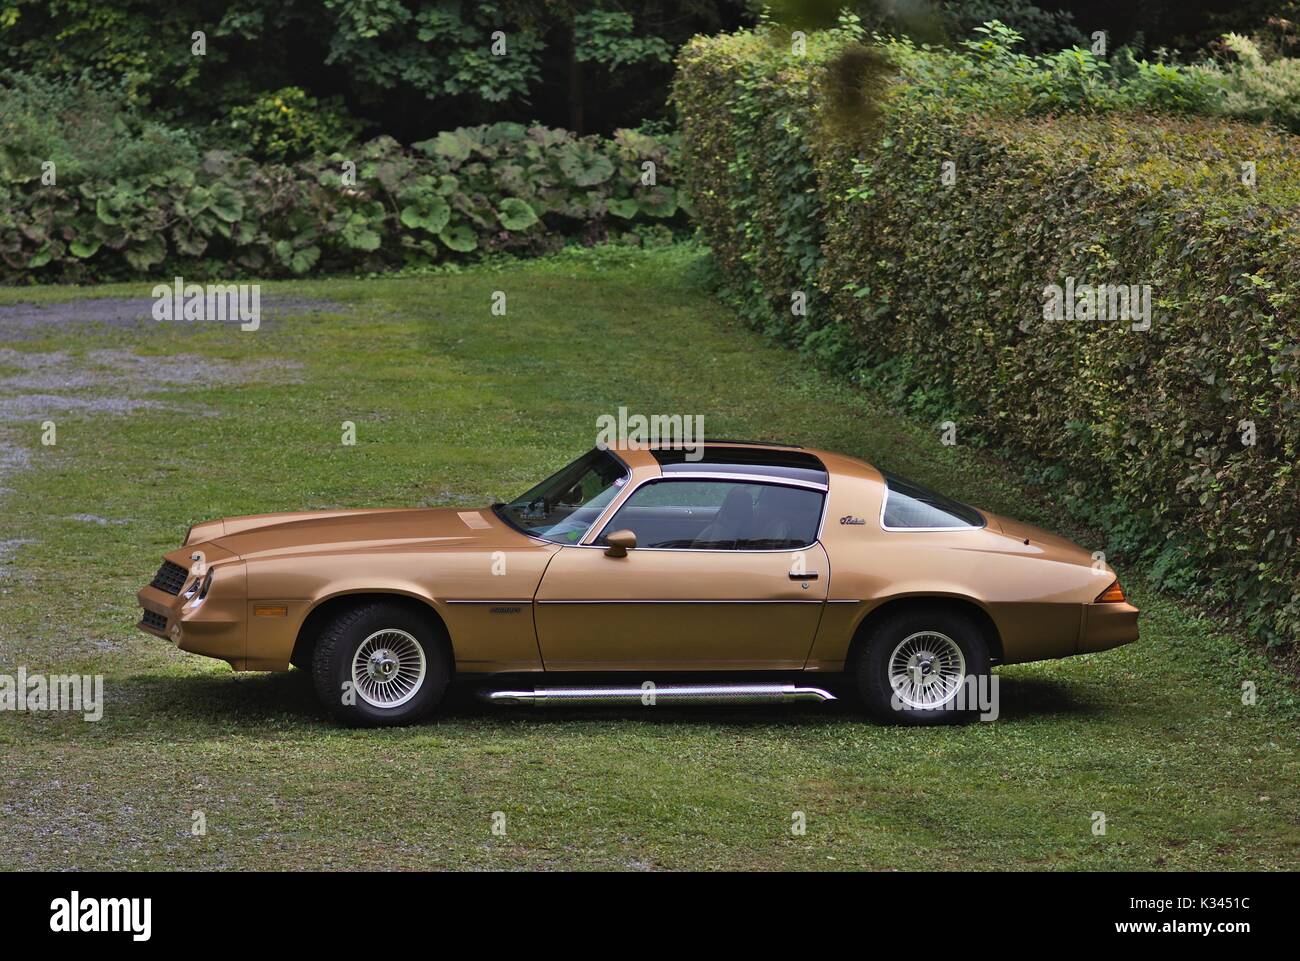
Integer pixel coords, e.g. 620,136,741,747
1,244,1296,870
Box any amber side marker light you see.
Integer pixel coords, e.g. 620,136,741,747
1095,580,1126,603
254,605,288,617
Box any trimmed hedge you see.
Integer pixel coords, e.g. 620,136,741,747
674,29,1300,650
0,123,682,283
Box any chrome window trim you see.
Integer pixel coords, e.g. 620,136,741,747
649,470,828,492
659,463,829,485
442,599,535,605
498,447,633,545
577,473,830,552
880,523,985,533
572,464,642,546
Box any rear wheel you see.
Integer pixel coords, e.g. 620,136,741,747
854,608,991,725
311,601,449,726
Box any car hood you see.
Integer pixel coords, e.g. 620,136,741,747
203,507,526,560
983,512,1100,569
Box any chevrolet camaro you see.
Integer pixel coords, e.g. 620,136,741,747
137,442,1138,725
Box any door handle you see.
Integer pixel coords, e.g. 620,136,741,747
788,571,819,580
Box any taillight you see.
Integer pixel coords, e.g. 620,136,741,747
1095,579,1126,603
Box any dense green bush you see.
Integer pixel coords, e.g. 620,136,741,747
674,22,1300,651
221,87,363,163
1198,32,1300,134
881,21,1300,134
0,113,682,282
882,21,1222,115
0,72,200,183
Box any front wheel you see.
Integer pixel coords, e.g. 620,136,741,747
311,601,449,726
854,608,992,725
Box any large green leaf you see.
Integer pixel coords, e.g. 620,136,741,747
274,240,321,274
400,194,451,233
415,130,472,163
438,223,478,252
558,142,615,187
339,208,383,251
497,198,538,231
291,246,321,274
342,225,381,251
95,195,124,225
171,225,207,257
637,186,677,218
124,236,166,271
606,197,638,219
208,185,244,223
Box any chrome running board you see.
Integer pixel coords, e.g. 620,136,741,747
480,683,836,706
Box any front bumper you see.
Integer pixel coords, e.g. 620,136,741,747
1078,600,1139,654
137,547,247,669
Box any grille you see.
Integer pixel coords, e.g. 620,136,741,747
150,560,188,595
141,610,168,632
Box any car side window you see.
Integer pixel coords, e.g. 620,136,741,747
880,471,984,530
596,479,823,550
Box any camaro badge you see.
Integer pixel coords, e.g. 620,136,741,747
840,515,867,525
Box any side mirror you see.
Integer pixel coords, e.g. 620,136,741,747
604,529,636,558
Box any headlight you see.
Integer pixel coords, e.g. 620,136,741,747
184,570,214,606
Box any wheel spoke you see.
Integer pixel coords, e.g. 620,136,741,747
887,630,966,710
350,628,427,709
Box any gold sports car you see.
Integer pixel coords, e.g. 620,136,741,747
137,441,1138,726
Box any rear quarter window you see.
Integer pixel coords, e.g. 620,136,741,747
881,472,984,530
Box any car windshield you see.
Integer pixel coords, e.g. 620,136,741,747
494,449,629,543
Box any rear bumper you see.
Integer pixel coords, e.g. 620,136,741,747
1078,600,1139,654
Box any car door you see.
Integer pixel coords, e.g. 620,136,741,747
533,477,829,670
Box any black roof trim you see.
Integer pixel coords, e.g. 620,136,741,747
692,439,805,449
652,445,828,485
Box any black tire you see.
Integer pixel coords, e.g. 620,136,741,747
854,607,992,726
311,601,449,726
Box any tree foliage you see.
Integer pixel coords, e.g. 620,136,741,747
0,0,748,145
